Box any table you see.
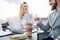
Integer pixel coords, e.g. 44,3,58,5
0,32,37,40
37,30,50,40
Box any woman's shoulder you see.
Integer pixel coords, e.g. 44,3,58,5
28,13,32,15
25,13,32,17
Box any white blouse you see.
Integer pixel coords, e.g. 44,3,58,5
6,13,34,33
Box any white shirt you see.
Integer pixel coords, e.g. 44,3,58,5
6,13,33,33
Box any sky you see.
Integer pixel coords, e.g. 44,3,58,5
0,0,51,20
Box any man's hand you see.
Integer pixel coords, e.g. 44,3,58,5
34,15,41,22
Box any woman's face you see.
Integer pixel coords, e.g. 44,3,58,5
23,4,28,13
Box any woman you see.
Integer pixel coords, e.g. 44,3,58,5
6,2,33,34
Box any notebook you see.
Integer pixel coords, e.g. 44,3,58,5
0,30,12,37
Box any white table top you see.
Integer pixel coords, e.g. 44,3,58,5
0,32,37,40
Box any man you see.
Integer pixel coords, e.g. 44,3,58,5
36,0,60,40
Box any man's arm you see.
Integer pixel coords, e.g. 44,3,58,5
53,15,60,29
37,21,51,32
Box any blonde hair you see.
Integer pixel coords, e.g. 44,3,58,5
19,2,27,18
19,3,24,18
